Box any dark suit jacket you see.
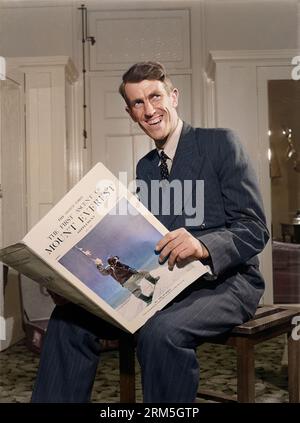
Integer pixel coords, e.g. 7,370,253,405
136,122,269,288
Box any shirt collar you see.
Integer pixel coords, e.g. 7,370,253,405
157,118,183,162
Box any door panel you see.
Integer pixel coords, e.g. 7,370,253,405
89,9,190,71
0,70,26,350
0,72,27,247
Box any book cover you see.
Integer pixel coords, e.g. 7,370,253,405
0,163,208,333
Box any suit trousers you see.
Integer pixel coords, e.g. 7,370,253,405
31,267,263,403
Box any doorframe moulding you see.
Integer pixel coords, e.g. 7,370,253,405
6,56,78,83
206,49,298,74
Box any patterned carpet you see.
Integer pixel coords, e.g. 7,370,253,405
0,335,289,403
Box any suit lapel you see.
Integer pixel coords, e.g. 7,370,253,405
143,150,160,184
169,122,197,184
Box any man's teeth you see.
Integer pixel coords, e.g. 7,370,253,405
148,117,161,125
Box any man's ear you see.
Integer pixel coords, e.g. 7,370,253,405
126,106,137,122
171,88,179,108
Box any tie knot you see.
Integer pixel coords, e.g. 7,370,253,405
160,150,168,162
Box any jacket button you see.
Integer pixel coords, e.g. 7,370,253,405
200,223,206,229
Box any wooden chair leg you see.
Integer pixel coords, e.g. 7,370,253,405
236,338,255,403
288,331,300,403
119,332,136,403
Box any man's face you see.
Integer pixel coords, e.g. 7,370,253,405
124,79,179,147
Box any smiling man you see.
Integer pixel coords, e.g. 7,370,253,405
119,64,210,269
121,78,179,148
31,62,269,403
119,62,269,402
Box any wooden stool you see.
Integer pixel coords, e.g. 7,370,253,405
119,332,136,403
118,306,300,403
197,306,300,403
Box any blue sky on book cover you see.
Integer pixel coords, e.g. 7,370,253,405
59,198,162,308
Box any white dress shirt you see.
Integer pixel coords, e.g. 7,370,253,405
157,119,183,172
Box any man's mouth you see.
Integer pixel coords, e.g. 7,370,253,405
147,116,163,126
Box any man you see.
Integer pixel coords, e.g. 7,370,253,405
31,61,269,403
95,256,159,303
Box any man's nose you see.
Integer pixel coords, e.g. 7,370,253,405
144,100,155,117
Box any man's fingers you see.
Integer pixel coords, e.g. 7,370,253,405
155,229,186,252
175,249,195,268
168,244,188,270
155,232,174,252
158,237,184,263
155,228,208,270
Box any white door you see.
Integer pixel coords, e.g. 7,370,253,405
89,74,192,183
0,70,27,247
0,69,26,350
87,7,193,182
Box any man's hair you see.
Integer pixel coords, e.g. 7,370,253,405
119,61,174,105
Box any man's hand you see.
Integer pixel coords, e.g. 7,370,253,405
155,228,210,270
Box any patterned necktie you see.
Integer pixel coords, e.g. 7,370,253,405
160,151,169,180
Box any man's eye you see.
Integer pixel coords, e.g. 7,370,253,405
152,95,160,101
134,101,143,108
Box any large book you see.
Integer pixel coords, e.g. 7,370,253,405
0,163,208,334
